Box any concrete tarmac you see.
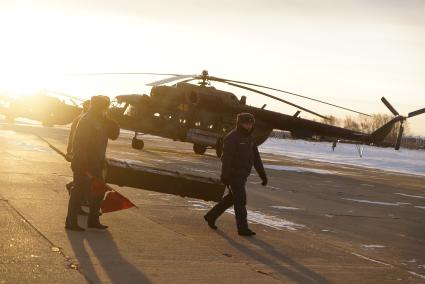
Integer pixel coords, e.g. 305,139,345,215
0,120,424,283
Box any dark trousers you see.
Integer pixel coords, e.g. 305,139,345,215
66,173,104,226
205,179,248,231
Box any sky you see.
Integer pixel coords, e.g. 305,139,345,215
0,0,424,134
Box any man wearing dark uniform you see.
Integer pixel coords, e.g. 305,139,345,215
204,113,268,236
65,100,90,215
65,96,120,231
65,100,91,162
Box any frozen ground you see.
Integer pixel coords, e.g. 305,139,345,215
260,138,425,176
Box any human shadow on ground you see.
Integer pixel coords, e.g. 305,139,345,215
216,230,332,284
66,229,150,284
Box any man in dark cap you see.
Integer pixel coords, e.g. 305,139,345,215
65,95,120,231
65,99,91,216
66,100,91,161
204,113,267,236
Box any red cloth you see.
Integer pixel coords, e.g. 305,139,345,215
90,178,108,198
101,191,136,213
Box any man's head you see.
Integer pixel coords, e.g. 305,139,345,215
237,113,255,132
90,95,110,116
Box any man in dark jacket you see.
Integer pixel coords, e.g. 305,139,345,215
65,100,90,215
204,113,267,236
65,100,91,161
65,95,120,231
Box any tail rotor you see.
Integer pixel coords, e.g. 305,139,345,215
381,97,424,150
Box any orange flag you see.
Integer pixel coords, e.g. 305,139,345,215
101,191,136,213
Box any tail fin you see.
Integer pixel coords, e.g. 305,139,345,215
369,117,402,144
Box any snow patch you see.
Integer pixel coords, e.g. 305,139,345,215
226,209,305,231
186,200,306,231
260,139,425,176
271,206,301,210
8,141,50,153
351,253,392,267
343,198,410,206
396,193,425,199
362,244,385,249
408,271,425,280
264,164,338,175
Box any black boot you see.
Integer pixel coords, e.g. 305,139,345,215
65,218,85,231
204,215,217,230
238,228,256,236
87,221,108,230
65,224,85,231
87,216,108,229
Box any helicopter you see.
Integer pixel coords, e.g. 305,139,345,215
98,70,425,156
0,91,83,126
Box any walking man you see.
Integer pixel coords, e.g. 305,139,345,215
65,95,120,231
65,100,91,162
204,113,267,236
65,100,90,215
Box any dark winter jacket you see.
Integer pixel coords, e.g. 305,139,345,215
66,113,84,157
71,111,109,178
220,127,266,182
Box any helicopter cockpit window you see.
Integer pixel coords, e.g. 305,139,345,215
111,101,127,109
123,105,132,116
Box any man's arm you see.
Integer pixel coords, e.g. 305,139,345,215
220,134,237,184
71,119,91,173
253,145,267,185
66,116,80,158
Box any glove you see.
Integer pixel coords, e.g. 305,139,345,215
260,175,268,186
221,176,231,186
65,153,73,162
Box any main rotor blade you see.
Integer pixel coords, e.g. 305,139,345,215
381,97,399,116
44,90,85,102
208,76,371,117
225,81,329,120
408,107,425,118
146,75,195,86
74,72,189,77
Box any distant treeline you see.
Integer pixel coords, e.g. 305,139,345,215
320,113,405,144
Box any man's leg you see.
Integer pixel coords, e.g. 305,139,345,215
87,189,108,229
65,173,89,231
205,192,234,220
230,180,249,232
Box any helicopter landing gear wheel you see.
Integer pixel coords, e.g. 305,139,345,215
132,137,144,150
193,144,207,155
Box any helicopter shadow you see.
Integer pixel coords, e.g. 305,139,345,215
215,230,332,284
66,229,150,284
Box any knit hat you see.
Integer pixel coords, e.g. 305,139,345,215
237,113,255,124
90,95,110,111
